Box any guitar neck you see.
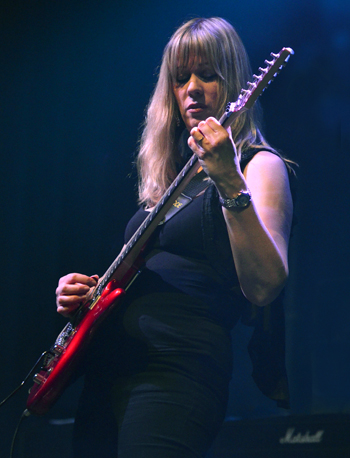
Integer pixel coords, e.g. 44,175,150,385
219,47,294,128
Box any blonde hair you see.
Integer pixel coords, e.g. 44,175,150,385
137,17,278,206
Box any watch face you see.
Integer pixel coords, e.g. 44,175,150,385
237,193,251,207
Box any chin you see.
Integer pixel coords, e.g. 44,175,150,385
186,119,201,130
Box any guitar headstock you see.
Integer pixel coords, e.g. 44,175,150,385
220,47,294,127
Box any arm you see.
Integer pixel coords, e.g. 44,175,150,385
189,118,293,306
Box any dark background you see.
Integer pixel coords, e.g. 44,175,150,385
0,0,349,456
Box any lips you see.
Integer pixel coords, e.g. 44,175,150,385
187,103,207,112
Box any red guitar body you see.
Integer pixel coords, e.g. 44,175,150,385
26,281,125,415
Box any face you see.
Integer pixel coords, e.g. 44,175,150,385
173,57,220,131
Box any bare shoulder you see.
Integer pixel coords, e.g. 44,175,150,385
246,150,287,168
244,150,289,185
243,150,292,214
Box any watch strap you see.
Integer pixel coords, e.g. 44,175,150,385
218,189,251,209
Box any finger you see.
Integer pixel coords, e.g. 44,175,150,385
56,293,87,307
188,135,205,156
190,126,205,144
57,302,81,318
206,117,221,131
56,283,91,298
56,291,90,319
196,134,205,147
191,120,219,146
59,273,99,287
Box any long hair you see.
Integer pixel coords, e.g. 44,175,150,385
137,17,279,206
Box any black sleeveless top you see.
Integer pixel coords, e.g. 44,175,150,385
123,193,243,331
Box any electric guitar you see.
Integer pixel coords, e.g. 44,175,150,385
26,47,294,415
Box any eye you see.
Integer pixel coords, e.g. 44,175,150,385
175,73,190,86
199,71,217,82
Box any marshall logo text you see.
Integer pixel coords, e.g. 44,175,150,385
279,427,325,445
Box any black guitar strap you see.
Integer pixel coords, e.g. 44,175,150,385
159,169,211,225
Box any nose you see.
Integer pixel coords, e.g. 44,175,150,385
187,74,203,97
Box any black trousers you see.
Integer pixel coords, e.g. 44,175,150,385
73,371,228,458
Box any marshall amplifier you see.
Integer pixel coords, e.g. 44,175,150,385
208,413,350,458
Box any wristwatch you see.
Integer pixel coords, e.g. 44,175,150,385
219,189,251,209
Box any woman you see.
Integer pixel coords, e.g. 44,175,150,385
56,17,294,458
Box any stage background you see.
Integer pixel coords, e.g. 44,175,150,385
1,0,349,456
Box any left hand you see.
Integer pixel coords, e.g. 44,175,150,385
188,117,242,185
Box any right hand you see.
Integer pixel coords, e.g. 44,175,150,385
56,273,99,317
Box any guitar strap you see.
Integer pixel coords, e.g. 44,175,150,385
159,169,211,225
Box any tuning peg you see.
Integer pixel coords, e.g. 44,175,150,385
258,67,268,74
240,88,249,95
252,74,262,82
